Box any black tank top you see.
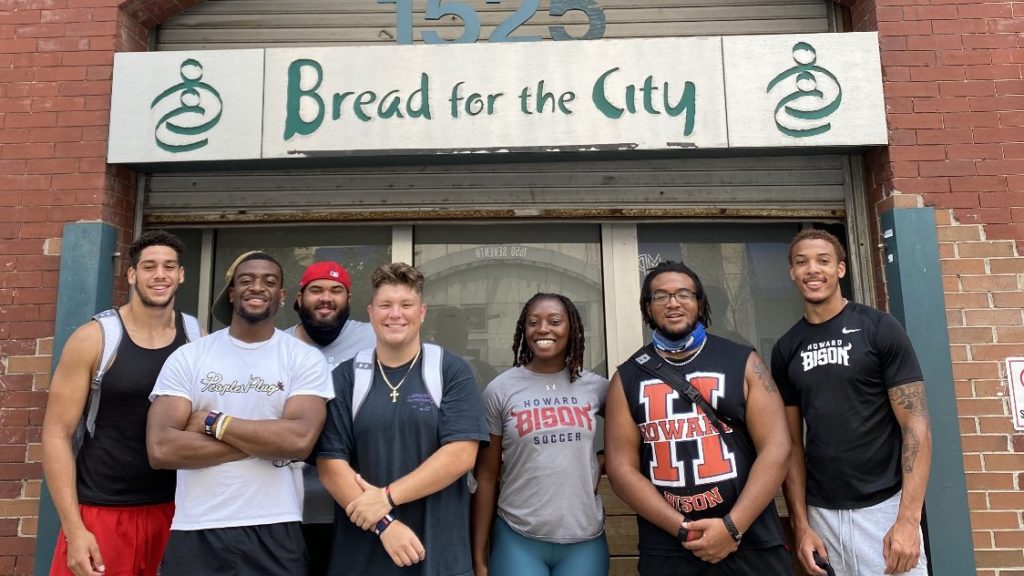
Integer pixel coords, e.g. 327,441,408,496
76,312,185,505
618,335,784,559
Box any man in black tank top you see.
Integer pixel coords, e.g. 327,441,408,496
41,231,192,576
605,261,793,576
773,230,931,576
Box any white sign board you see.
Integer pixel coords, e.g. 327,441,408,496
1006,357,1024,431
108,33,887,164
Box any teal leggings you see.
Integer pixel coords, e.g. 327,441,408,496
489,516,609,576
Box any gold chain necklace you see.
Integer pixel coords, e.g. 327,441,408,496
377,347,422,403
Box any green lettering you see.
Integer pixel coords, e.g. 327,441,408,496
378,89,405,119
407,73,431,119
664,81,696,136
284,59,324,140
332,92,354,120
354,91,377,122
592,67,622,119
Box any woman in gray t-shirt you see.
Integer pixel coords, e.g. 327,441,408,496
471,293,610,576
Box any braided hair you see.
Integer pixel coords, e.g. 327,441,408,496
511,293,586,383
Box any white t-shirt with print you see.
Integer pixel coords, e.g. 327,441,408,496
151,328,334,530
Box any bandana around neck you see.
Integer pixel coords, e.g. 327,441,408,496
652,322,707,355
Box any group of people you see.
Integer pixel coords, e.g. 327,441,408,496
40,228,932,576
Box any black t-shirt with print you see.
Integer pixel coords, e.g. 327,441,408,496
772,302,923,509
316,346,489,576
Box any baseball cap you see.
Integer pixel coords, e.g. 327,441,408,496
293,261,352,311
211,250,277,326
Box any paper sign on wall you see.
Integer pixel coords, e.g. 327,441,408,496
1007,357,1024,430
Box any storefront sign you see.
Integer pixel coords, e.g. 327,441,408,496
1007,357,1024,431
108,33,886,164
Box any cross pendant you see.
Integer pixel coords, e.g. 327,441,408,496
390,389,399,403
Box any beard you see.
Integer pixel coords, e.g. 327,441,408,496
298,304,349,346
137,290,174,310
654,319,695,341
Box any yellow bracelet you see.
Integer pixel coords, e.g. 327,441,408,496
215,415,233,440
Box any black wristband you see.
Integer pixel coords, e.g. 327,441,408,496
374,514,395,536
722,514,742,543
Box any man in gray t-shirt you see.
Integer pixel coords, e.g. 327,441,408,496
285,261,375,576
483,366,608,542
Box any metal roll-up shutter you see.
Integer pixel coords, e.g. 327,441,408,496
144,154,849,225
156,0,836,51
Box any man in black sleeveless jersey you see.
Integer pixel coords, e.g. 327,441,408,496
605,261,793,576
772,230,931,576
42,231,191,576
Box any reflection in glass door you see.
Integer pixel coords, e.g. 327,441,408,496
415,224,606,388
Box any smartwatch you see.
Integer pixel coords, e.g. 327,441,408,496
722,514,742,543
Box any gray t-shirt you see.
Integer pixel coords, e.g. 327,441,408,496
483,366,608,543
285,319,375,524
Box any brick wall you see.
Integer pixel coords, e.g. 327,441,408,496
842,0,1024,573
0,1,197,572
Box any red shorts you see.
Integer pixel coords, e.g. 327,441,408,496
50,502,174,576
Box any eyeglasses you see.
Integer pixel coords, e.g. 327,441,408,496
650,289,697,305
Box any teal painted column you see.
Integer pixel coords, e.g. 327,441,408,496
879,207,976,576
34,223,118,576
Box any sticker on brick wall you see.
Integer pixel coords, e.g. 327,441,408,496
1007,357,1024,431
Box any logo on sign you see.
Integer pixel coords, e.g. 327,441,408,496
150,59,223,153
766,42,843,138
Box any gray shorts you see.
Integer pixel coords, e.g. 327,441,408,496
808,491,928,576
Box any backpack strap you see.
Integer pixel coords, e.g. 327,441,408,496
351,344,446,419
351,348,375,419
84,309,123,438
630,344,729,435
181,312,201,342
421,343,444,408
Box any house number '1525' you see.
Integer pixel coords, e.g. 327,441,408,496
377,0,606,44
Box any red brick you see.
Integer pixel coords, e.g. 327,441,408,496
910,66,968,82
888,145,945,161
938,50,993,67
3,112,55,129
883,50,937,67
886,83,940,98
962,435,1009,453
945,111,999,128
953,362,1001,379
970,96,1024,112
972,343,1024,361
917,128,973,144
60,50,112,67
937,79,991,96
905,34,962,51
986,223,1024,240
967,472,1016,491
949,176,1006,192
890,176,949,193
949,144,1002,160
967,65,1022,80
958,4,1013,19
903,5,958,19
0,143,53,159
995,289,1024,307
913,97,970,113
975,128,1024,143
995,80,1024,96
65,20,116,37
933,18,988,35
31,96,85,112
943,292,990,309
954,208,1013,225
35,36,89,52
16,23,64,38
33,66,86,82
919,160,977,178
961,270,1020,288
979,191,1024,207
978,159,1024,175
990,258,1024,274
878,20,932,36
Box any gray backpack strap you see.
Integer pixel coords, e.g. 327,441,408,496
351,348,376,419
422,343,444,408
181,312,201,342
85,309,123,438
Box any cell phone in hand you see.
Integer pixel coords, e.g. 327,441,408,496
813,551,836,576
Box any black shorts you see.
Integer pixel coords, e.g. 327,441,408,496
639,545,794,576
160,521,307,576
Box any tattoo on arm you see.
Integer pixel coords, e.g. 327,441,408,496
888,381,929,418
751,356,778,394
901,425,920,474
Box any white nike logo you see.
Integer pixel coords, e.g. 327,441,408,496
841,327,861,334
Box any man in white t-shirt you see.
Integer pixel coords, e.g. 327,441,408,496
147,251,334,576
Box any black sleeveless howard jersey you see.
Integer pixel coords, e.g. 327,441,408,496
618,335,784,557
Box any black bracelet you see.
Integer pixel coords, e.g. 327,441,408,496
722,514,742,543
385,485,397,508
374,514,395,536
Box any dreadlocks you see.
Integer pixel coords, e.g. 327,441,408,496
511,293,587,383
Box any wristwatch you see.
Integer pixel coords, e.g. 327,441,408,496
722,514,742,543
